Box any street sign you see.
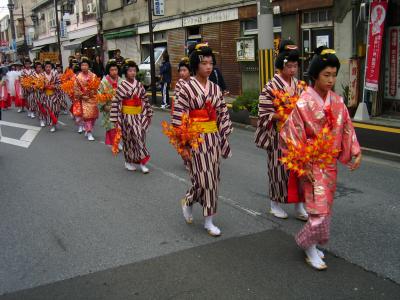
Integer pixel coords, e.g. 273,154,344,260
153,0,164,16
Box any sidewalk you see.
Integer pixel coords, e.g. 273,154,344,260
2,229,398,299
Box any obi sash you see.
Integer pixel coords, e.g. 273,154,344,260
189,109,218,134
122,98,142,115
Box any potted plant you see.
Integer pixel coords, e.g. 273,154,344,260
231,89,259,126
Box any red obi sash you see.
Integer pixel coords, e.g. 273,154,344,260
123,98,141,106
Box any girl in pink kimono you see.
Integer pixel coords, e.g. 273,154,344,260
280,47,362,270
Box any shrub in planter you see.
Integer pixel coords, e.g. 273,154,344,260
232,89,259,115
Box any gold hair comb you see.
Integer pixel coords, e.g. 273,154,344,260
195,42,209,50
320,49,336,55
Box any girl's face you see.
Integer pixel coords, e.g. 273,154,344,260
109,66,118,78
179,66,190,80
45,64,52,73
126,66,137,80
196,56,213,78
315,66,337,93
57,67,62,73
281,61,298,78
35,65,42,73
81,62,89,72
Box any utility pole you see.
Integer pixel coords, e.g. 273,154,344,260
257,0,275,90
7,0,16,60
21,5,28,56
54,0,62,64
96,0,104,60
147,0,157,105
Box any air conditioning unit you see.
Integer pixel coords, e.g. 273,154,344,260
87,3,97,14
38,12,45,20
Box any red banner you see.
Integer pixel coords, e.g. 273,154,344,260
365,0,388,91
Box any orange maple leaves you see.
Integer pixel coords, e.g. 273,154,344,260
281,125,340,176
161,114,204,160
112,127,122,156
96,86,116,103
272,80,307,131
20,75,45,91
60,69,76,97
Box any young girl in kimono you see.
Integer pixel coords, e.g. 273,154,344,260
22,58,35,118
32,61,47,127
174,57,191,104
73,57,98,141
280,47,362,270
98,59,123,146
255,40,308,221
111,59,153,174
43,60,61,132
172,44,232,237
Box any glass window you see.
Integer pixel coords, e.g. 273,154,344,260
311,11,318,23
303,12,310,24
244,19,258,31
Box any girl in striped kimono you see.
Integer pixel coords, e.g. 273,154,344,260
172,44,232,237
32,61,47,128
110,59,153,174
255,40,308,221
280,47,361,270
174,57,191,103
98,59,123,146
73,57,98,141
43,61,61,132
22,59,35,118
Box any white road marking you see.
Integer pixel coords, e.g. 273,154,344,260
0,121,41,148
58,121,67,126
149,163,263,217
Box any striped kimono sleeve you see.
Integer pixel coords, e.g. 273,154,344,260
254,80,277,150
171,84,190,127
140,83,152,131
110,81,125,124
215,84,233,158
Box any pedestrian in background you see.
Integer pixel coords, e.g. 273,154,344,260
92,55,105,78
160,51,171,109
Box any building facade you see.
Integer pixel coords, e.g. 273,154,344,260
102,0,259,96
29,0,99,67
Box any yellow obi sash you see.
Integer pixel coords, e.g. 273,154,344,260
122,105,142,115
45,89,54,96
193,121,218,133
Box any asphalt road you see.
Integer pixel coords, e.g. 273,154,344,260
0,108,399,299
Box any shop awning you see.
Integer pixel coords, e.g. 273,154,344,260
63,35,96,50
31,46,45,52
104,28,137,40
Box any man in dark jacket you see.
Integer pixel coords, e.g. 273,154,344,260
160,52,171,108
209,56,229,96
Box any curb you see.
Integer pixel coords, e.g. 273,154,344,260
153,106,400,162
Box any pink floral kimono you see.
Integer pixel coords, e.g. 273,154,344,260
280,87,361,249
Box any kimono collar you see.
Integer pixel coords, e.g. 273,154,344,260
276,74,297,95
308,86,331,109
193,77,210,97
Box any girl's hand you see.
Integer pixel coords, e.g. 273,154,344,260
349,153,362,171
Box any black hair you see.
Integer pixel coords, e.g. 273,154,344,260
24,57,32,64
189,44,214,75
44,60,53,68
275,39,300,70
122,59,139,76
80,56,91,68
307,46,341,83
178,57,191,72
106,59,119,75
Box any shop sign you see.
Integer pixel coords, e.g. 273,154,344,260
385,26,400,100
365,0,388,91
153,0,164,16
348,58,360,107
39,52,59,63
182,8,238,27
236,38,255,62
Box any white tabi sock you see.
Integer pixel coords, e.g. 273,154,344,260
204,216,221,236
